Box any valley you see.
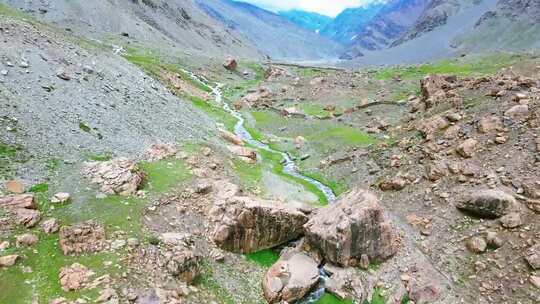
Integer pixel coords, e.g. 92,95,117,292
1,1,540,304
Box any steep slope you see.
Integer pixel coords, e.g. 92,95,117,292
319,3,386,45
278,9,333,33
195,0,343,60
0,0,264,59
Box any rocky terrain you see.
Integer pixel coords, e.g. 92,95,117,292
1,1,540,304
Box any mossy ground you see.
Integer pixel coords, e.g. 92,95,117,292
245,249,280,268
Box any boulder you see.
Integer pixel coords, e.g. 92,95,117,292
219,129,244,146
478,115,503,133
466,236,487,253
505,105,529,120
84,158,144,196
525,245,540,270
144,144,177,162
5,180,24,193
223,57,237,71
227,146,257,164
0,194,41,228
59,221,106,255
210,197,309,253
457,189,519,218
522,178,540,199
0,254,18,267
324,265,366,301
456,138,477,158
165,248,201,283
379,176,407,191
304,189,399,266
262,250,319,303
59,263,94,291
42,218,60,234
500,212,522,228
416,115,449,140
51,192,71,204
16,233,38,247
420,74,456,108
425,161,447,181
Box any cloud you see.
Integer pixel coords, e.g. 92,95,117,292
239,0,379,17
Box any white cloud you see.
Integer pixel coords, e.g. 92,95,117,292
239,0,380,17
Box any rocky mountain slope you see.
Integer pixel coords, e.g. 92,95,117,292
194,0,343,60
278,9,333,33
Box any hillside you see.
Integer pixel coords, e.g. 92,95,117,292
278,9,333,33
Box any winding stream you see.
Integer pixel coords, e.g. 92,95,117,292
182,70,337,303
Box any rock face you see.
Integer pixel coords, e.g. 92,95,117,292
59,221,106,255
0,194,41,228
144,143,177,162
84,158,144,196
210,197,309,253
304,189,398,266
59,263,94,291
457,189,519,219
262,250,319,304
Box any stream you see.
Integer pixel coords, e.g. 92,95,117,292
182,70,337,303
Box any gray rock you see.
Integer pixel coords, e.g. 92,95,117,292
457,189,519,218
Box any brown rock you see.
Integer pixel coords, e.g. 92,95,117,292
0,194,41,227
425,161,447,181
420,74,456,108
408,283,441,303
223,57,237,71
457,189,519,218
505,105,529,120
522,178,540,199
5,180,24,193
478,115,503,133
0,254,18,267
144,144,177,162
304,189,398,266
324,265,366,302
211,197,308,253
42,218,60,234
379,176,408,191
220,129,244,146
486,232,503,249
416,115,449,140
500,212,522,228
16,233,38,247
165,248,202,283
525,245,540,270
59,221,106,255
530,276,540,289
456,139,478,158
467,236,487,253
59,263,94,291
84,158,144,196
227,146,257,164
262,250,319,303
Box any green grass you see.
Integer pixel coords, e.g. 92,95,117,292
308,126,377,146
300,104,333,118
316,293,354,304
300,170,348,196
28,183,49,193
78,121,91,133
374,53,521,80
0,143,27,179
85,153,113,162
245,249,280,268
188,95,238,132
232,159,263,192
138,158,192,193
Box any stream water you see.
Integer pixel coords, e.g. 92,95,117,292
182,70,336,303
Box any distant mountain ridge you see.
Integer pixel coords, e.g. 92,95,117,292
278,9,332,33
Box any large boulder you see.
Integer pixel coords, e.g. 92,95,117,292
59,221,106,255
210,197,309,253
456,189,519,218
304,189,399,267
84,158,144,196
420,74,457,109
262,250,319,303
223,57,237,71
0,194,40,228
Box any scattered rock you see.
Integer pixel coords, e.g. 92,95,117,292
467,236,487,253
59,263,94,291
165,247,201,283
456,138,478,158
478,115,503,133
227,146,257,164
84,158,145,196
304,189,398,266
51,192,71,204
0,254,18,267
144,144,177,162
59,221,106,255
16,233,38,247
210,196,308,253
420,74,456,108
42,218,60,234
425,161,447,181
220,129,243,146
262,250,319,303
500,212,522,228
379,176,408,191
457,189,519,218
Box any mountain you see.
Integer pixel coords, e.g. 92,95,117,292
0,0,265,59
319,3,386,45
195,0,343,60
278,9,333,33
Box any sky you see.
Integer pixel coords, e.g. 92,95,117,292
239,0,380,17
